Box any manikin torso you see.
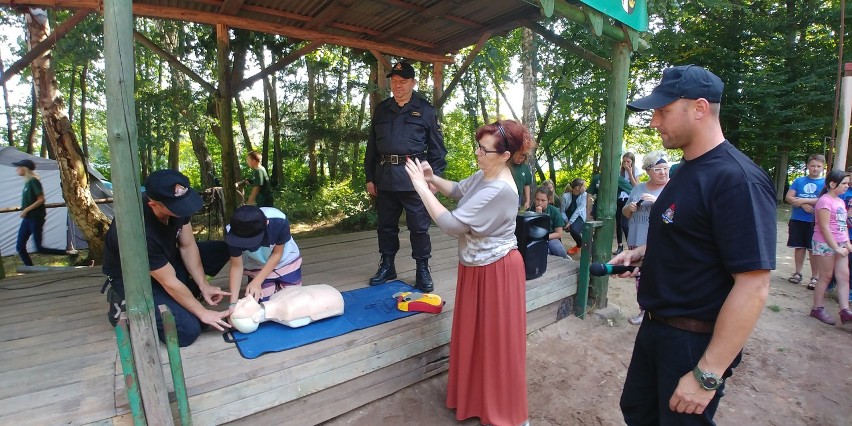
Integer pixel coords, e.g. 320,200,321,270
230,284,344,333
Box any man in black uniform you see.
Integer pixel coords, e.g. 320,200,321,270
611,65,776,424
101,169,232,347
365,62,447,292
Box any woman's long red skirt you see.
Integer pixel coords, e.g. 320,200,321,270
446,249,528,426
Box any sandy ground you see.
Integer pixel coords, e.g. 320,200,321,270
324,220,852,426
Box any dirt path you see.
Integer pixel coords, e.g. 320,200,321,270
324,219,852,426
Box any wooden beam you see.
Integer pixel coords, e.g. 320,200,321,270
370,50,391,71
218,0,246,16
0,0,457,62
133,31,216,95
379,0,482,29
233,41,322,93
375,0,459,43
328,22,437,49
526,21,611,72
434,12,530,56
304,0,355,31
436,32,490,110
101,0,174,422
137,3,456,63
1,9,92,86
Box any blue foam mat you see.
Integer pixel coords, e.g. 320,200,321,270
224,280,419,359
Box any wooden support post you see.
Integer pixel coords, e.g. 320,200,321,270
590,41,631,309
376,58,388,99
575,220,602,319
133,31,216,95
160,305,192,426
217,24,240,221
115,316,146,425
432,62,443,115
103,0,174,423
0,9,92,85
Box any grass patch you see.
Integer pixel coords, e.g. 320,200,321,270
767,304,781,313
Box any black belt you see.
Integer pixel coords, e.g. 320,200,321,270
379,153,423,165
645,311,715,334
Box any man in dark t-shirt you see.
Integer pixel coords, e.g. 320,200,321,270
102,169,231,347
611,65,776,424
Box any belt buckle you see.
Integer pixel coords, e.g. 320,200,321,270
390,154,400,164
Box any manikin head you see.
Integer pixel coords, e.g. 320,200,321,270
230,296,267,333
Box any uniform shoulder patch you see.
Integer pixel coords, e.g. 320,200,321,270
411,111,422,117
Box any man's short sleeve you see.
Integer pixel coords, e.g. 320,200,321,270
712,179,777,273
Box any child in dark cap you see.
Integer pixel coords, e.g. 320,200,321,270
226,205,302,306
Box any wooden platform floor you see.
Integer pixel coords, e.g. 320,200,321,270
0,229,578,425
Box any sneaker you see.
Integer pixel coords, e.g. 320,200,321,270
809,306,836,325
107,287,126,327
628,310,644,325
568,246,581,255
840,309,852,325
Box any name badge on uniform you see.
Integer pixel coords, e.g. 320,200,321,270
411,111,422,117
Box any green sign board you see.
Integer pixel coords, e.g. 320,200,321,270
578,0,648,32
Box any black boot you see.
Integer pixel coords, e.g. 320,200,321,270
369,254,397,286
415,259,434,293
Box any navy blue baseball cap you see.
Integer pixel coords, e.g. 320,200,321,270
12,159,36,170
144,169,202,217
386,62,415,79
226,205,267,251
628,65,724,112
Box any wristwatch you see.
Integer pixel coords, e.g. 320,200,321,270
692,366,723,391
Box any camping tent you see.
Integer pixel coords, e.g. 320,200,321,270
0,147,113,256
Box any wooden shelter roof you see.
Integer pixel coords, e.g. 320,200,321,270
2,0,545,63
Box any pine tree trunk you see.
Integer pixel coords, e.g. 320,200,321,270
0,49,13,145
521,28,537,135
67,64,76,123
80,62,88,157
189,127,215,188
265,68,282,187
307,62,318,187
26,84,37,153
26,8,109,263
235,94,253,153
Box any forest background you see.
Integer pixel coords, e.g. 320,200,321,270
0,0,845,243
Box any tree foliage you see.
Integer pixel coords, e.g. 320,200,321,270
0,2,847,231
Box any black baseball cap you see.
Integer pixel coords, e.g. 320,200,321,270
386,62,415,79
12,159,36,170
144,169,203,217
226,205,267,251
627,65,724,112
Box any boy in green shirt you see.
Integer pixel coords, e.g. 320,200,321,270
245,151,273,207
530,186,567,258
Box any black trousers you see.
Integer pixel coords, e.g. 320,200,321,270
109,240,230,347
616,197,630,245
376,189,431,259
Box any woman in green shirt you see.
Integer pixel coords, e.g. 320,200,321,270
14,159,66,266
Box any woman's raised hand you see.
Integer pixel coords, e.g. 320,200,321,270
405,158,430,194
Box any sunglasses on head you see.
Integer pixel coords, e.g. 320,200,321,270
495,121,510,152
